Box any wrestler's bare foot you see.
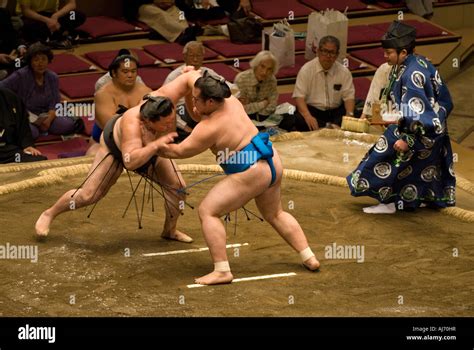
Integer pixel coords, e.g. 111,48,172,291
195,271,234,286
303,256,320,271
35,211,52,238
161,229,193,243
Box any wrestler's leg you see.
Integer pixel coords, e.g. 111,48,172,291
254,150,320,270
149,158,193,243
195,166,272,285
35,146,123,237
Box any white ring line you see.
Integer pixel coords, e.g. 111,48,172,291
187,272,297,288
142,243,249,257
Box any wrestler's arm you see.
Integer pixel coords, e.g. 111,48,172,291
137,81,153,96
185,94,201,123
120,107,174,170
159,121,214,159
94,88,117,129
152,70,201,110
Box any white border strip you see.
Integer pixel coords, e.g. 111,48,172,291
142,243,249,257
187,272,297,288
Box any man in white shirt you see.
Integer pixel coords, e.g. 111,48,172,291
293,36,355,131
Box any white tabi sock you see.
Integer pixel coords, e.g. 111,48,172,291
363,202,396,214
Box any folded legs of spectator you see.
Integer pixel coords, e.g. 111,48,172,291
176,25,204,46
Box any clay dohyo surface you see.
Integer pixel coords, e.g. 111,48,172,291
0,131,472,317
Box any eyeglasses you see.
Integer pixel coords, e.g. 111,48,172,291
319,49,338,58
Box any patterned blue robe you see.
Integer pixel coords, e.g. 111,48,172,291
347,54,456,209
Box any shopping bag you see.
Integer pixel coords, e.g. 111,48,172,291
262,19,295,68
305,10,348,62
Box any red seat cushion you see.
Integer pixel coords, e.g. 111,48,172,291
301,0,368,11
376,1,405,8
295,39,306,52
203,39,262,58
137,67,172,90
346,56,366,71
85,49,157,70
252,0,312,19
275,54,307,79
77,16,141,38
49,54,96,75
348,25,386,46
35,134,63,144
130,20,151,31
205,63,240,82
59,73,103,99
371,20,452,39
350,47,386,67
278,92,294,105
353,77,372,101
58,150,88,158
199,16,229,26
143,43,219,64
36,138,89,160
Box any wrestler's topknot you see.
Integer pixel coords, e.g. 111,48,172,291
140,95,173,122
194,71,231,102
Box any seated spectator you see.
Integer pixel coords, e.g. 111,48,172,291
163,40,237,140
360,62,392,120
1,0,23,31
217,0,251,16
0,87,46,163
95,49,145,92
0,43,82,140
91,49,145,154
200,0,252,36
17,0,86,48
176,0,226,23
0,3,27,80
126,0,201,45
293,35,355,131
88,51,152,155
234,51,278,120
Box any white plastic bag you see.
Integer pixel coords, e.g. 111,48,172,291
262,19,295,68
305,10,348,62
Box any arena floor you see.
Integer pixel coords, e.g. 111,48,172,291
0,130,473,317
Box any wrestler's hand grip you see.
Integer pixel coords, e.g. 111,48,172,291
155,132,178,150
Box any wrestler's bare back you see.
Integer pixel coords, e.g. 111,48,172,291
104,107,159,159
